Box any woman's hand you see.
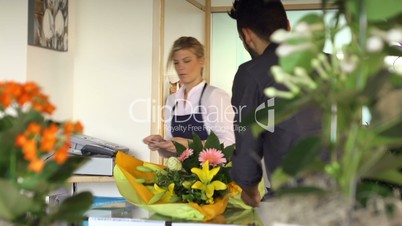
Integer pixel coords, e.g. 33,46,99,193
143,135,177,158
143,135,165,151
154,141,177,158
170,137,190,148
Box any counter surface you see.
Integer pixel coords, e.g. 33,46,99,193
87,200,272,226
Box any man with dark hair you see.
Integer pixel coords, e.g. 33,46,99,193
229,0,322,207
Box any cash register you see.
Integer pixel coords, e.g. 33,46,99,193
69,134,129,176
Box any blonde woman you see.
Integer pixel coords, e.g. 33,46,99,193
143,36,234,158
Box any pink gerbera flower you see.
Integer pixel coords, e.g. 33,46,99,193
178,148,194,161
198,148,227,167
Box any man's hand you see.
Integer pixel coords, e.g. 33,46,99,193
241,185,261,207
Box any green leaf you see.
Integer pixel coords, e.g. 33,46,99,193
361,69,389,102
173,141,187,156
270,168,292,190
223,144,235,161
384,45,402,58
356,181,394,207
49,191,93,223
21,110,45,125
204,131,221,149
375,116,402,138
189,132,203,154
280,50,318,74
15,156,89,193
363,152,402,176
47,155,89,183
0,179,40,221
363,53,387,84
365,169,402,186
369,135,402,148
0,115,14,131
389,73,402,87
365,0,402,21
298,13,325,25
282,136,322,176
148,192,165,204
279,13,325,74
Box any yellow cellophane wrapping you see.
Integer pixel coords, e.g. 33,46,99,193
113,151,230,221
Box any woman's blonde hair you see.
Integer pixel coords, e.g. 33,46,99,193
166,36,205,71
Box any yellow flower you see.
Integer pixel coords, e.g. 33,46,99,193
150,183,176,204
191,160,227,204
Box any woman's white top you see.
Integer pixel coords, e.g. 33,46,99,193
164,81,235,147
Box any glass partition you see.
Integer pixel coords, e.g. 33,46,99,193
210,9,351,95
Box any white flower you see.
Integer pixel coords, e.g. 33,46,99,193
311,59,329,79
270,29,290,43
271,28,310,43
271,66,288,83
166,157,182,171
386,28,402,43
271,66,300,94
370,28,402,44
340,55,359,74
294,67,317,89
264,87,295,99
366,36,384,52
294,22,310,33
276,43,313,57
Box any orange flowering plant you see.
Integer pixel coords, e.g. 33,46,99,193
0,81,93,226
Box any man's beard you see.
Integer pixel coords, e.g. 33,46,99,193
244,42,259,59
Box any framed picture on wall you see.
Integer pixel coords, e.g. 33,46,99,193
28,0,68,52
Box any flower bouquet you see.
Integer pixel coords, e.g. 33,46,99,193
0,81,93,226
114,131,263,221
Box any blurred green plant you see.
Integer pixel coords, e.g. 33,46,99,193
0,81,93,226
247,0,402,212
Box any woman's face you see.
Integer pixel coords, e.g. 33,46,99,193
173,49,204,87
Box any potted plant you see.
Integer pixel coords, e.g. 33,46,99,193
0,81,93,226
248,0,402,225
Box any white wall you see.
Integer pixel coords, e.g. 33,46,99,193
0,0,205,198
73,0,153,161
164,0,205,85
26,0,77,121
211,13,250,95
0,1,28,82
72,0,154,197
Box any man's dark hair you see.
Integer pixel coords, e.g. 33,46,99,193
228,0,288,41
